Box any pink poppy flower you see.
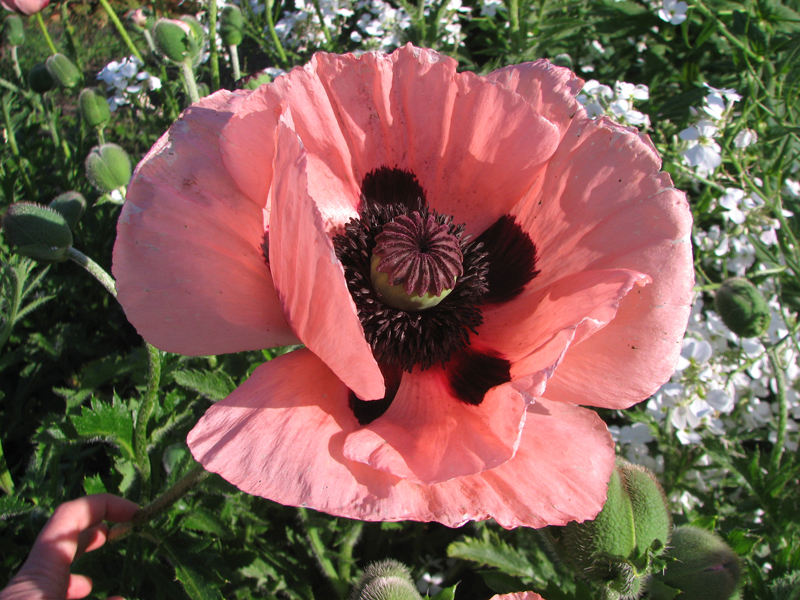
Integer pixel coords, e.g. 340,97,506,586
492,594,544,600
1,0,48,14
113,45,693,529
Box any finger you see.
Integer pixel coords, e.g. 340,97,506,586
77,523,109,557
66,574,93,599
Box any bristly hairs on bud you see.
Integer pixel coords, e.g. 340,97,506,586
349,560,423,600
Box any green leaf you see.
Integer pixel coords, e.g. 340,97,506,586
725,529,761,556
71,396,135,460
162,539,225,600
688,515,718,531
430,584,457,600
83,473,107,495
0,494,31,519
477,570,529,594
447,537,534,578
173,368,236,401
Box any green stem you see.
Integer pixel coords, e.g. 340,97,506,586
65,247,117,297
229,45,241,81
96,127,106,145
692,0,763,63
337,521,363,586
135,343,161,502
180,61,200,104
0,435,15,495
107,464,210,544
35,12,57,55
299,508,349,598
10,46,22,82
506,0,520,49
2,95,34,197
142,29,157,55
208,0,220,91
264,0,288,67
767,347,788,471
310,0,333,47
41,95,71,165
96,0,144,63
0,76,34,99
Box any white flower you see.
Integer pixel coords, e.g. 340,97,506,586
719,187,763,225
680,120,722,175
706,389,734,413
480,0,502,17
734,128,758,148
658,0,688,25
785,178,800,198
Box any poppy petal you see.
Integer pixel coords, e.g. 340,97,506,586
270,120,384,400
113,90,298,354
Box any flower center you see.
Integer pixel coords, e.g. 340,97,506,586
370,211,463,312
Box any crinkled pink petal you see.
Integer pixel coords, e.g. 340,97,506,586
342,366,526,484
509,115,693,408
234,45,562,236
113,90,298,355
1,0,48,14
188,350,612,529
270,120,383,400
492,593,545,600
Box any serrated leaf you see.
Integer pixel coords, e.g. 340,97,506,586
726,528,760,556
431,584,457,600
71,396,135,460
83,473,107,495
0,494,32,520
173,369,236,401
448,538,534,578
182,507,229,536
688,515,717,531
162,540,225,600
477,570,529,594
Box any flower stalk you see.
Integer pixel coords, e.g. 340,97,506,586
95,0,144,63
229,45,241,81
264,0,288,67
767,346,788,471
135,343,161,502
180,60,200,104
65,247,117,297
0,436,14,495
35,12,57,55
208,0,220,92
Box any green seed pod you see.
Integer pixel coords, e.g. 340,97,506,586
49,191,86,230
153,18,203,63
714,277,771,338
557,460,671,600
649,526,741,600
85,144,132,193
220,5,244,46
3,15,25,46
78,87,111,128
45,53,82,88
349,560,423,600
2,202,73,263
28,63,55,94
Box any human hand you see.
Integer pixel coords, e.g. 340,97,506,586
0,494,140,600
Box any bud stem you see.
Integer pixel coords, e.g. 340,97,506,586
65,246,117,297
229,45,241,81
10,46,21,82
0,437,14,495
180,60,200,104
264,0,288,68
35,12,57,55
208,0,220,92
96,127,106,145
96,0,144,63
107,463,211,544
767,346,788,471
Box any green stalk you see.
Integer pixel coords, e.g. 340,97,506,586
692,0,763,63
135,343,161,502
96,0,144,63
2,95,34,197
41,95,71,164
229,45,241,81
310,0,333,47
767,347,788,471
180,61,200,104
208,0,220,91
35,12,57,55
96,127,106,145
264,0,288,67
506,0,520,49
0,435,15,495
65,247,117,297
299,508,349,598
10,46,22,82
107,464,210,543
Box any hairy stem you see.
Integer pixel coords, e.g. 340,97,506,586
208,0,220,91
135,343,161,502
768,346,788,471
35,12,57,55
96,0,144,63
65,247,117,297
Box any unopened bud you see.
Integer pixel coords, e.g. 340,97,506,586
715,278,771,338
2,202,73,262
556,460,671,599
85,144,131,194
128,7,153,30
3,15,24,46
349,560,423,600
79,87,111,128
220,5,244,46
649,526,741,600
46,53,82,88
49,191,86,230
28,63,55,94
153,17,203,63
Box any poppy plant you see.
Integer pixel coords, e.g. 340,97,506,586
1,0,48,15
113,45,693,529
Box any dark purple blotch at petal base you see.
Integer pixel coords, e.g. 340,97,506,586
447,347,512,405
477,215,539,304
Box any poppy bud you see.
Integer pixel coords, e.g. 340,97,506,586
153,17,203,63
79,87,111,128
49,191,86,230
45,53,82,88
3,15,24,46
2,202,73,262
128,7,153,30
714,277,771,338
28,63,55,94
85,144,131,194
349,560,423,600
556,460,671,599
220,5,244,46
649,526,741,600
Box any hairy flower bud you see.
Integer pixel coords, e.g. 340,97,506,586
49,191,86,230
153,17,204,63
85,144,131,194
649,526,741,600
28,63,54,94
220,5,244,46
714,277,771,338
46,53,82,88
349,560,423,600
2,202,73,262
555,460,671,599
3,14,24,46
79,87,111,128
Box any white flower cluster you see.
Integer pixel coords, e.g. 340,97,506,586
678,84,747,177
275,0,355,50
350,0,411,50
97,56,161,112
657,0,688,25
577,80,651,128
